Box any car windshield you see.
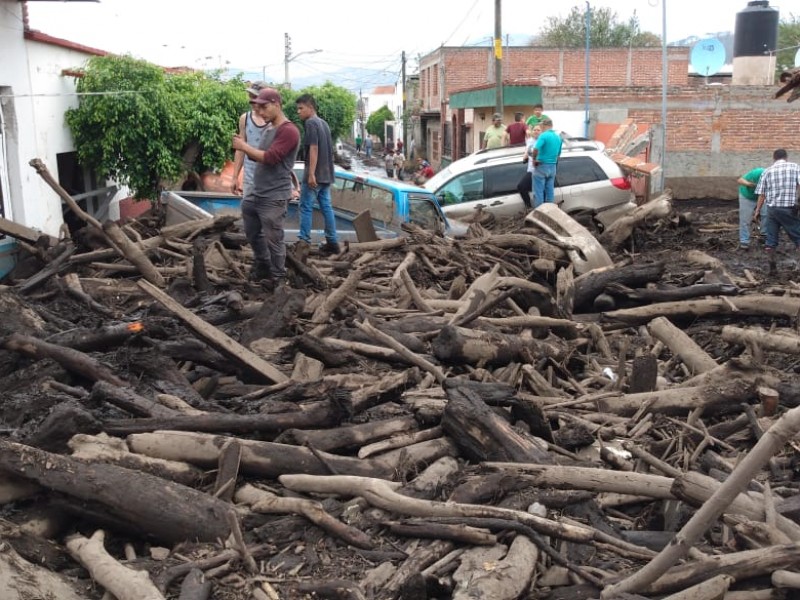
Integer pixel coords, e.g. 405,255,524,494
423,164,455,191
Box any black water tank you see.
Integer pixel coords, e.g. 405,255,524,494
733,0,779,57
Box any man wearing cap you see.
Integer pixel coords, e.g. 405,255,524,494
231,81,269,196
482,113,508,150
232,88,301,284
531,117,562,207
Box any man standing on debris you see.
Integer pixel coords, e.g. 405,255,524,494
531,118,562,207
231,81,269,196
232,88,300,285
753,148,800,274
736,164,766,250
296,93,340,256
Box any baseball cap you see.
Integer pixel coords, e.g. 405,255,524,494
492,112,502,120
540,117,553,126
251,88,282,106
245,81,268,96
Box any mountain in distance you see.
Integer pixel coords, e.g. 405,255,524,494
216,65,398,93
216,31,735,89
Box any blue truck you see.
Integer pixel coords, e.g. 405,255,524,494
163,167,467,242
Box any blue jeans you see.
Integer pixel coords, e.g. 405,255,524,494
299,182,338,244
764,205,800,249
533,162,557,207
738,194,766,246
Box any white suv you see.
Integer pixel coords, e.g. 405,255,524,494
424,140,636,228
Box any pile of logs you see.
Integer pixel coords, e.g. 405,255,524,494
1,161,800,599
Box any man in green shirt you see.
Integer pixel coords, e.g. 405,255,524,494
736,166,766,249
525,103,549,128
482,113,508,149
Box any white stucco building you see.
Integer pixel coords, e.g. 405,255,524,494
0,0,125,275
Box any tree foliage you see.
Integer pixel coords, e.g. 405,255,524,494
66,55,247,200
282,82,357,144
366,105,395,144
777,13,800,72
66,57,356,200
533,6,661,48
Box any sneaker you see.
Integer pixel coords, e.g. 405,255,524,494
738,244,749,251
318,241,341,256
249,260,271,282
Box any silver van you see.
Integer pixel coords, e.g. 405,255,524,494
424,140,636,228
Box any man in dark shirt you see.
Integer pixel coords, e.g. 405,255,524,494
507,112,527,145
296,93,339,255
232,87,300,285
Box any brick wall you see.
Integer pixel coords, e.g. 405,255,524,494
419,46,689,101
546,85,800,198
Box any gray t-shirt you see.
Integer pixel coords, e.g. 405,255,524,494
302,115,335,185
251,121,300,201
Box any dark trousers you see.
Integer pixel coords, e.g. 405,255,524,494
242,195,288,278
517,171,532,208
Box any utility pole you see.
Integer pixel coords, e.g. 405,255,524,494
284,33,292,88
401,50,407,154
494,0,503,117
584,2,591,138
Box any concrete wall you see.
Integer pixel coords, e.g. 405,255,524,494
0,1,121,236
546,85,800,199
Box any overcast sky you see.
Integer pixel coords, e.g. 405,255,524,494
25,0,746,86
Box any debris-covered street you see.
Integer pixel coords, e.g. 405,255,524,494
1,186,800,599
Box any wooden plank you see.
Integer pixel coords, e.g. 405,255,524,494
352,209,380,242
136,280,288,384
0,216,58,245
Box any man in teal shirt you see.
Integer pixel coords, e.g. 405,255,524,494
531,118,562,207
737,166,766,249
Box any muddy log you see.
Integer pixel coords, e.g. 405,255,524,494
0,440,232,544
592,379,754,416
66,530,165,600
90,380,178,418
277,415,418,452
722,326,800,354
647,316,718,374
432,324,542,368
573,262,666,311
3,332,128,387
442,383,552,463
601,295,800,326
127,431,457,480
103,399,345,435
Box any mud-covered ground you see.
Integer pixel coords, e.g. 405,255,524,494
2,195,799,599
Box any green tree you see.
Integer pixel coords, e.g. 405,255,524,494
777,13,800,73
533,6,661,48
66,55,247,200
283,82,356,144
366,105,395,144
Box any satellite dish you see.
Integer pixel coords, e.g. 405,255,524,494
794,47,800,67
690,38,726,77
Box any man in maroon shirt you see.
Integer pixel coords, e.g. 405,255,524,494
232,88,300,285
507,112,527,146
